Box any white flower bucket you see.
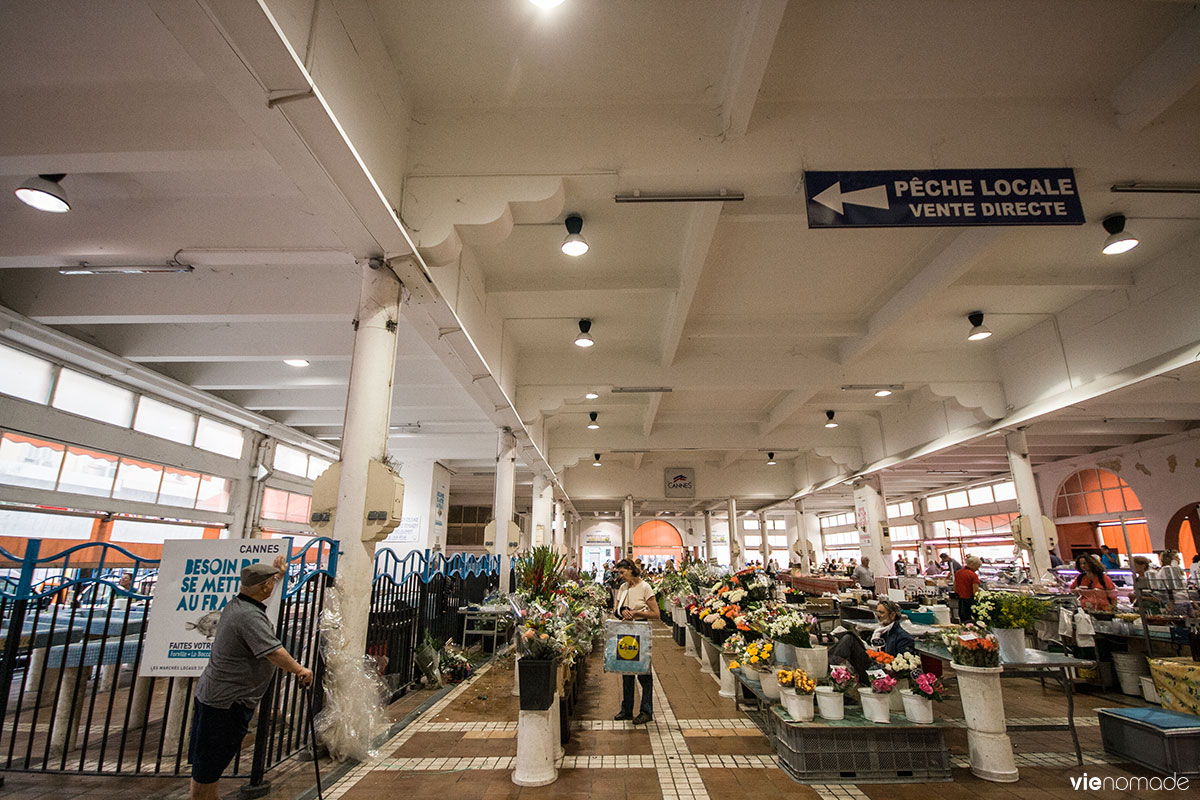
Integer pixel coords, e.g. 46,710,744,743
781,688,814,721
760,669,782,700
991,627,1025,663
793,645,828,680
773,641,797,666
900,688,934,724
889,677,908,712
861,689,892,723
671,605,686,627
815,686,844,720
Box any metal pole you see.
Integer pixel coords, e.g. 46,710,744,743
1117,514,1154,653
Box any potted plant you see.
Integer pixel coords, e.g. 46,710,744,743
861,673,897,723
743,640,778,697
943,625,1018,783
972,590,1050,663
816,665,856,720
777,668,816,721
877,649,922,710
516,614,567,710
901,672,945,724
765,610,825,677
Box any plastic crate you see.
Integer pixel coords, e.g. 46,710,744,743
771,706,951,783
1098,707,1200,777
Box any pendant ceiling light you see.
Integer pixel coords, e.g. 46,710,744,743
283,359,310,368
585,391,599,400
574,318,595,347
966,310,992,341
593,453,602,467
766,452,777,465
561,214,589,256
15,173,70,213
587,411,599,429
1101,214,1139,255
824,410,838,428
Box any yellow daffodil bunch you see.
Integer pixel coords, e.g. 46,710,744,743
793,670,816,695
775,668,794,687
742,640,773,668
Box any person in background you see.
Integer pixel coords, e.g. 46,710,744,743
611,558,658,725
924,558,943,576
1049,550,1065,568
1189,554,1200,588
845,559,857,578
1100,546,1120,571
894,554,908,576
1159,550,1185,592
939,552,963,575
828,600,916,683
1071,553,1117,612
954,556,982,622
853,556,875,590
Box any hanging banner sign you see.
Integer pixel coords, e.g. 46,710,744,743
664,467,696,498
140,538,288,677
804,168,1084,228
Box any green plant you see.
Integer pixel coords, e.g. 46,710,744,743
973,590,1051,629
513,546,566,604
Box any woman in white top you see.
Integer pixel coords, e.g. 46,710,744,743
612,558,659,725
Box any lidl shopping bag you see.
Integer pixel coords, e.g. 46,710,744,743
604,620,652,674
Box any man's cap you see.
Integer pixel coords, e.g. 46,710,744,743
241,562,279,588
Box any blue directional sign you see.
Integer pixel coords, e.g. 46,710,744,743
804,169,1085,228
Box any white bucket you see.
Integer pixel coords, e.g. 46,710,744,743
991,627,1026,663
861,690,892,723
1112,652,1150,696
793,645,829,680
815,686,844,720
1140,675,1161,705
929,605,952,625
760,669,782,700
780,688,814,721
900,688,934,724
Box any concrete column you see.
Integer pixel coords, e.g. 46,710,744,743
330,260,402,659
1005,430,1053,580
622,496,634,559
853,476,889,580
727,497,742,569
703,511,714,564
494,428,517,593
553,499,565,553
758,512,771,568
531,473,553,548
917,497,936,570
786,505,804,574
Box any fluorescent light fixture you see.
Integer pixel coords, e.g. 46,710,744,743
966,311,992,341
841,384,903,397
574,318,594,347
824,410,838,428
15,174,70,213
1101,214,1139,255
614,190,744,203
592,453,602,467
58,261,194,275
585,391,600,400
561,214,589,256
530,0,565,7
1103,417,1165,424
611,386,672,393
587,411,599,430
283,359,310,368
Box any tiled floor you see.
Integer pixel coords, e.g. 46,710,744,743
0,619,1181,799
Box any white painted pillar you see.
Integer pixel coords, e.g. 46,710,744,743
622,496,634,560
329,261,402,658
853,476,889,580
512,706,557,786
532,474,553,549
1005,430,1053,580
917,497,936,571
796,499,822,573
727,498,742,569
786,504,804,574
553,499,565,553
758,512,771,569
703,511,714,564
494,428,517,593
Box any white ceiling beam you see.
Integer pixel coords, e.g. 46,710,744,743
839,229,1000,364
81,321,355,362
758,388,821,437
719,0,789,138
1110,8,1200,131
955,272,1136,290
687,316,866,340
631,452,644,471
660,203,722,367
643,391,664,438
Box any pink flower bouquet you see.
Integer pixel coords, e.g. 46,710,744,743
912,672,947,702
870,674,898,694
829,666,858,694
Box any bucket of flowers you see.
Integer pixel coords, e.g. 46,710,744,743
816,665,857,720
942,623,1000,669
881,650,923,710
862,673,897,723
741,639,777,696
777,668,816,721
901,672,946,724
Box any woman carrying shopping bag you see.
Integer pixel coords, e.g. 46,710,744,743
611,559,659,725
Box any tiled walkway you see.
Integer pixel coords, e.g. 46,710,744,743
0,621,1177,798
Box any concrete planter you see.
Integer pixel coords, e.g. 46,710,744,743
953,661,1019,783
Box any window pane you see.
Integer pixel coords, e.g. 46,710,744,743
196,474,231,512
900,502,914,516
0,344,55,404
1084,491,1107,516
112,458,163,503
744,534,762,547
134,396,196,444
0,509,92,540
159,467,201,508
110,520,205,543
926,494,947,512
0,433,64,490
768,535,788,547
945,491,969,509
285,493,311,524
273,444,309,477
261,487,289,520
52,369,135,427
744,519,759,530
886,504,899,518
992,482,1016,502
307,456,332,481
1098,469,1120,489
968,486,994,506
195,417,244,458
1068,494,1087,516
58,446,118,497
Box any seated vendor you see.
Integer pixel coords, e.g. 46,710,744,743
828,600,916,682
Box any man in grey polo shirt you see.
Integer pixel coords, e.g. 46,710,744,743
189,557,312,800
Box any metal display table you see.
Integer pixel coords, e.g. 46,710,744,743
918,641,1096,765
458,605,510,652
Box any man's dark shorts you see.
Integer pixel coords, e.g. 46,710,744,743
189,699,255,784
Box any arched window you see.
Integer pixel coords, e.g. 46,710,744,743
632,520,683,563
1054,468,1141,518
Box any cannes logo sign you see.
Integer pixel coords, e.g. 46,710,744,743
664,467,695,497
1069,772,1189,792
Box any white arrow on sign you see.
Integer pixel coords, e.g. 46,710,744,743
811,181,890,215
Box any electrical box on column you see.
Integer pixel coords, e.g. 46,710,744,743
310,460,405,542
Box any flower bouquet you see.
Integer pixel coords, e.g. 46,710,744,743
777,668,816,720
942,623,1000,668
911,672,947,702
862,673,897,723
884,651,923,677
829,665,858,693
816,665,856,720
900,671,945,724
